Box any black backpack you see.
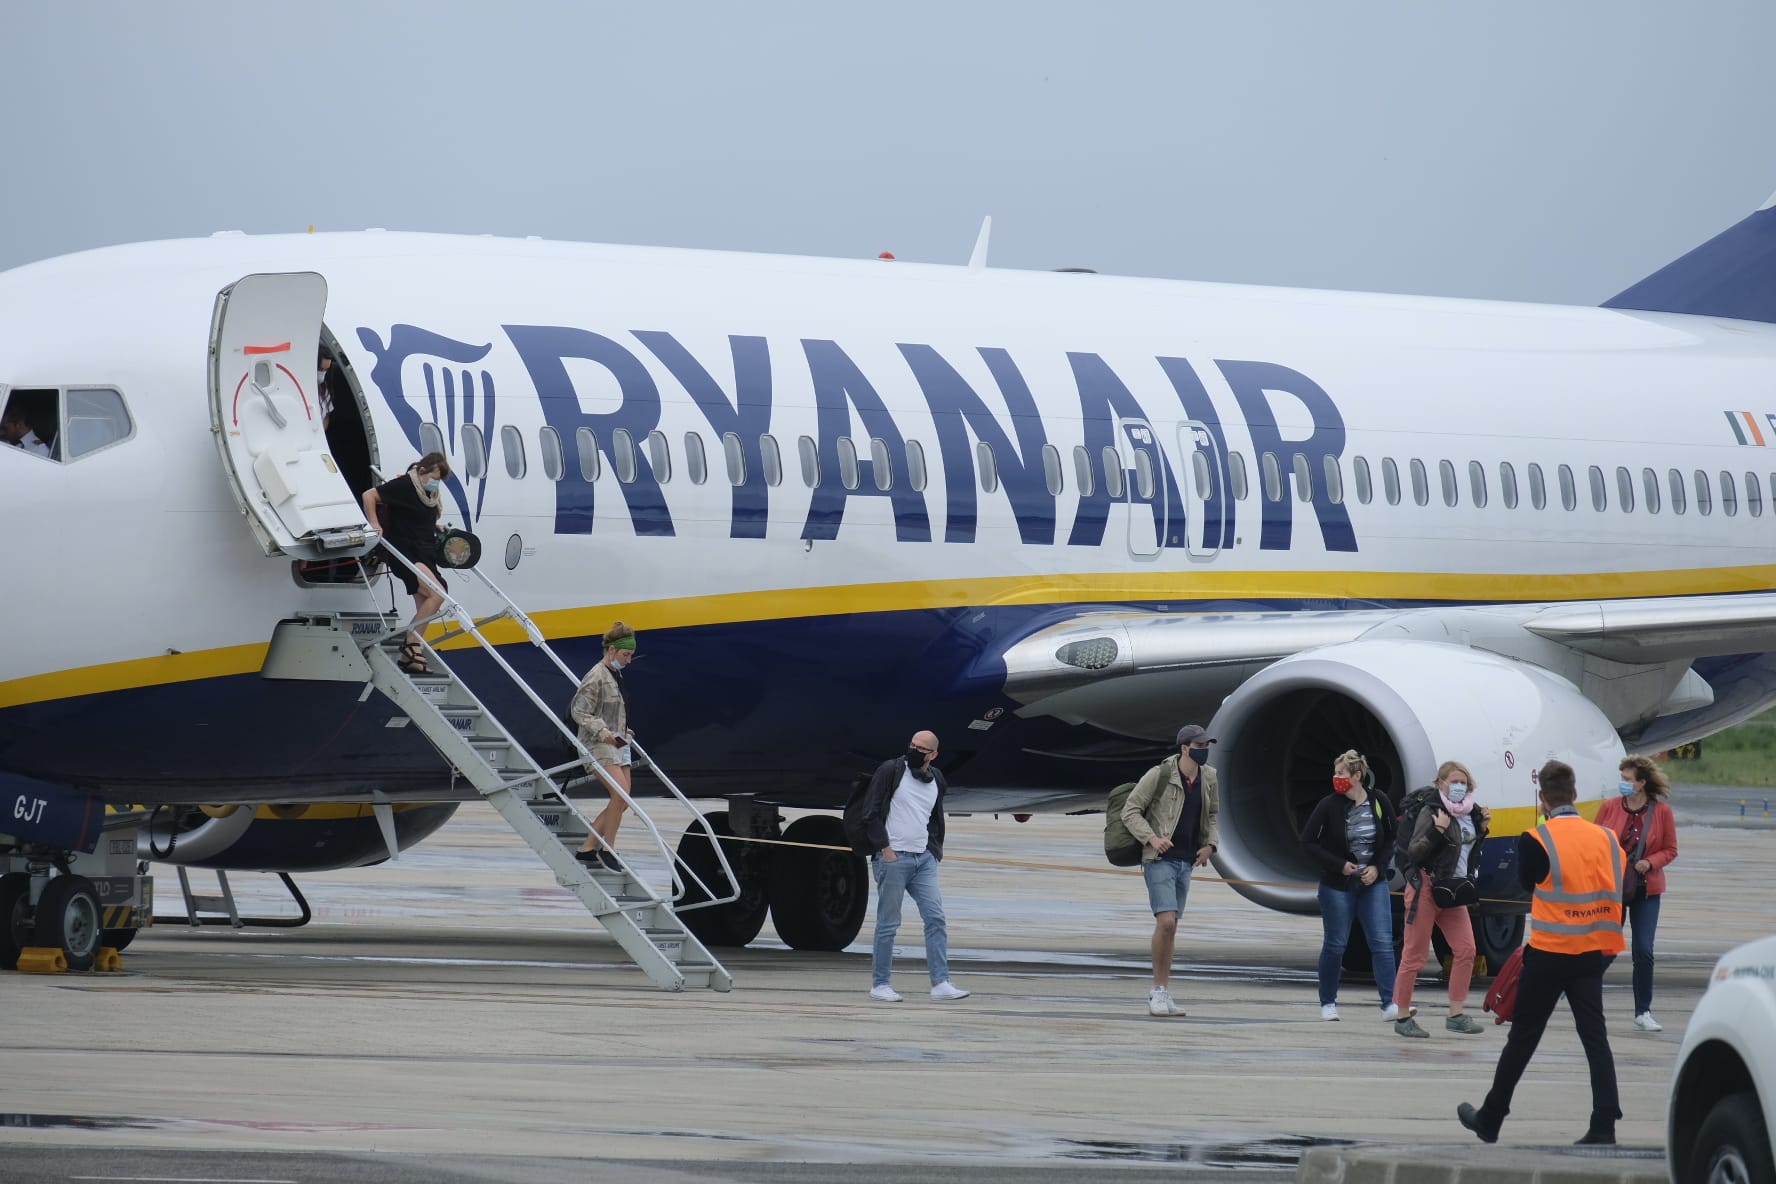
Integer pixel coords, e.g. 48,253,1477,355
841,772,877,856
1393,785,1439,876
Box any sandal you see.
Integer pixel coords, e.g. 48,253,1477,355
397,641,431,675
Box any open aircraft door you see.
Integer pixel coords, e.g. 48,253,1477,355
1177,421,1224,560
1115,418,1166,561
208,272,377,560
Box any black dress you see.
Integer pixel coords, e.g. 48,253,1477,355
374,473,444,596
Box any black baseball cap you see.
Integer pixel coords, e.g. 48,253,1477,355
1175,724,1215,746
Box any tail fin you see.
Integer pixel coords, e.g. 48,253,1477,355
1603,191,1776,323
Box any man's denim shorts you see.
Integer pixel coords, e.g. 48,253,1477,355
1143,858,1194,916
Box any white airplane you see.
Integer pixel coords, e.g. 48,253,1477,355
4,193,1775,976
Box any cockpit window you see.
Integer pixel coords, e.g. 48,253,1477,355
3,386,133,462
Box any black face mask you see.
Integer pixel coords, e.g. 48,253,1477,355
904,747,928,770
1188,746,1210,765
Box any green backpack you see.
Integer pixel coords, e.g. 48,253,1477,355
1104,780,1144,866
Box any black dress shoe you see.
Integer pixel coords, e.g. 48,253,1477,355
1575,1128,1616,1146
573,849,608,867
1457,1103,1500,1144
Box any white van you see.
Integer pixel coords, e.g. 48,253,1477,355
1668,934,1776,1183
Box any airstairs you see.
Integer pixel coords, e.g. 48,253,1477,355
261,551,738,992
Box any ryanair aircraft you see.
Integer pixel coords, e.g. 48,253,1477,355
3,193,1774,974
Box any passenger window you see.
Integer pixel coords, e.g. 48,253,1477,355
1409,458,1429,507
906,439,927,492
539,426,564,481
420,422,446,458
1133,449,1155,499
647,430,672,483
1102,446,1126,498
1292,454,1313,502
576,428,601,481
722,432,745,486
63,387,133,459
797,435,819,488
1382,457,1401,506
869,438,892,491
2,388,60,460
1587,465,1606,512
1720,470,1738,517
459,423,488,479
1558,464,1577,511
760,434,783,487
1614,466,1632,512
1695,469,1713,516
1227,451,1248,500
500,424,527,480
1642,467,1660,514
1668,468,1687,514
1041,443,1063,496
1747,472,1763,518
1468,461,1487,508
1193,451,1214,500
1528,462,1546,510
612,428,637,484
1353,456,1372,505
1499,462,1518,510
1261,451,1282,503
976,440,998,494
684,431,708,486
1072,445,1095,497
1322,455,1343,505
837,437,860,491
1437,460,1457,507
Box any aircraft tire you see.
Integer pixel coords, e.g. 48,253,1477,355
766,815,867,952
34,874,100,972
1473,911,1526,978
0,872,31,970
674,812,771,948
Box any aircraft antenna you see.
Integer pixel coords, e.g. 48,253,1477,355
968,216,992,270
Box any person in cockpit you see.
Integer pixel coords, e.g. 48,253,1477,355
1,399,50,457
361,452,452,674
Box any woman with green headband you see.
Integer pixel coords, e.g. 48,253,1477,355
568,621,637,866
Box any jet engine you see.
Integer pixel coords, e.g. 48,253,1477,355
1208,640,1624,915
139,802,459,871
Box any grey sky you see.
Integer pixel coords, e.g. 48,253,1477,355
4,1,1772,304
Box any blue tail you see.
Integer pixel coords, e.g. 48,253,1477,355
1604,193,1776,324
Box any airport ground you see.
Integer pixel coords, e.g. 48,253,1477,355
0,784,1769,1182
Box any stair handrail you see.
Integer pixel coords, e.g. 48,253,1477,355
353,540,740,913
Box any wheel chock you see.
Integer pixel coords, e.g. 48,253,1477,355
16,947,68,974
1474,955,1490,978
95,947,123,972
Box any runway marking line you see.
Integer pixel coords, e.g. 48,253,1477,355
70,1178,298,1183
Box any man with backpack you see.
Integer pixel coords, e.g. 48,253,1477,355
1120,724,1221,1017
856,730,969,1003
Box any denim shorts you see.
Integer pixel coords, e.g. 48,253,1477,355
1143,859,1194,916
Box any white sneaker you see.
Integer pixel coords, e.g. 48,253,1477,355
930,981,970,1001
1321,1003,1340,1021
1149,987,1183,1016
1380,1003,1399,1021
869,984,903,1002
1633,1012,1663,1032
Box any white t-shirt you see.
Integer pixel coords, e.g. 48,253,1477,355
884,763,938,854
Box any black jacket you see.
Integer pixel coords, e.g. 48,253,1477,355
860,756,947,859
1402,789,1491,885
1300,791,1397,890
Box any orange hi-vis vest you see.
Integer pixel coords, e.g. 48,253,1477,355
1527,813,1627,956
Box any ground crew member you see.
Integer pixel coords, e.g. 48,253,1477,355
1458,758,1625,1146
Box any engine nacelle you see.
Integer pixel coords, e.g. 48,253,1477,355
1208,640,1623,914
139,802,459,871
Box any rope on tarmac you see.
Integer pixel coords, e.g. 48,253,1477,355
698,831,1531,907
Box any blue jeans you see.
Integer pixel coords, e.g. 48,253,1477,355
1609,891,1661,1014
1142,859,1194,915
1317,879,1397,1008
871,851,949,987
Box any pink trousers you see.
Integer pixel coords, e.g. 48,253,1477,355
1393,880,1476,1010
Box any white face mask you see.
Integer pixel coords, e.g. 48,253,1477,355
1445,782,1468,803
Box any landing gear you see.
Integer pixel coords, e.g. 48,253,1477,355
0,872,30,970
1474,911,1526,977
767,815,867,952
674,811,773,947
34,874,100,972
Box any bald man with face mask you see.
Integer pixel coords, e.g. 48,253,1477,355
858,730,969,1003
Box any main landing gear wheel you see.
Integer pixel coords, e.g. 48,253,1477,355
1473,912,1525,978
767,815,867,952
0,872,31,970
34,874,101,972
674,811,772,948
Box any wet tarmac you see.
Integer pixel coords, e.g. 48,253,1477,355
0,784,1768,1181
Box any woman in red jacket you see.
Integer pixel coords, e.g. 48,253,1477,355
1595,754,1678,1033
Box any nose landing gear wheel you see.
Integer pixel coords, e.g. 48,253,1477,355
34,874,101,972
0,872,31,970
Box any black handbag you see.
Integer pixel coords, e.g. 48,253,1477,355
1431,877,1479,909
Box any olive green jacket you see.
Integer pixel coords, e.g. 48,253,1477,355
1121,756,1221,864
